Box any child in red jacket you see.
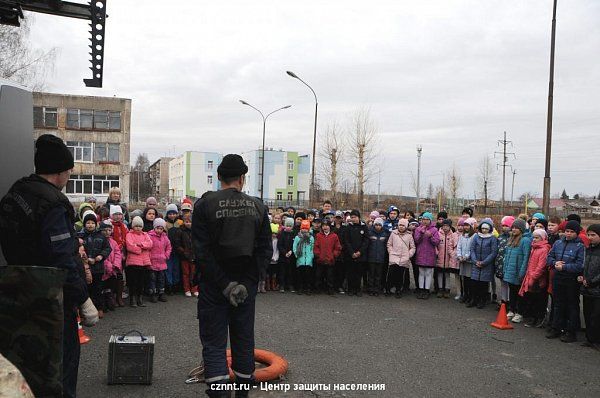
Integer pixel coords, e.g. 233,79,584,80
314,221,342,295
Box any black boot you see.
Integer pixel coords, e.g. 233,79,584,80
136,295,146,307
158,293,167,302
150,294,158,303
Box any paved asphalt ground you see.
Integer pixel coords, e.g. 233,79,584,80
79,291,600,398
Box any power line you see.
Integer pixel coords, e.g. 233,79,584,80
494,131,516,213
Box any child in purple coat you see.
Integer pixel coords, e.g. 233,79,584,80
414,212,441,299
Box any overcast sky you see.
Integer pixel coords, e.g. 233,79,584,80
26,0,600,200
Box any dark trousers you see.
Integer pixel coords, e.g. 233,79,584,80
149,270,166,294
583,295,600,343
362,262,369,291
508,283,522,314
412,260,419,289
386,264,407,293
472,280,489,304
315,263,335,291
462,276,472,300
552,277,581,333
368,262,384,293
89,272,104,310
433,268,439,292
278,259,296,289
297,266,313,291
334,259,346,290
126,266,148,296
63,309,80,398
347,260,364,294
197,281,257,391
523,291,547,320
166,253,181,287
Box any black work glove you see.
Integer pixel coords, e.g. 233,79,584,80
222,282,248,307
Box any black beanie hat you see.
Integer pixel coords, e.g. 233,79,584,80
587,224,600,236
566,214,582,224
442,219,453,227
437,211,448,220
295,212,307,220
34,134,74,174
565,220,582,234
350,209,361,218
217,154,248,178
462,207,473,217
536,218,549,230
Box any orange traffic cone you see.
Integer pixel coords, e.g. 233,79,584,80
491,302,514,330
77,314,91,344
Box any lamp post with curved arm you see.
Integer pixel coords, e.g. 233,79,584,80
286,70,317,206
239,100,291,200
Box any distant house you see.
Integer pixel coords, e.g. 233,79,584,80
591,199,600,215
527,198,566,211
564,199,594,215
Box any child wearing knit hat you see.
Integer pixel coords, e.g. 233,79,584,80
518,228,551,327
386,218,416,298
293,220,315,294
79,210,112,317
546,219,586,342
277,217,297,292
495,216,514,306
125,216,154,307
456,218,477,302
580,224,600,348
147,218,172,303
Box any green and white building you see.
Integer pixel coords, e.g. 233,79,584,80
168,151,222,202
241,149,310,203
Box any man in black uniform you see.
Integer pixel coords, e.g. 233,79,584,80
192,154,272,398
0,134,98,397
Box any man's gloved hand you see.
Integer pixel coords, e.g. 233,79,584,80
222,282,249,307
79,298,99,327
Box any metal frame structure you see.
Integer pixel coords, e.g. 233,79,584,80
0,0,107,87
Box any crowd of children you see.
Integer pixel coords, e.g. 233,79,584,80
73,191,600,351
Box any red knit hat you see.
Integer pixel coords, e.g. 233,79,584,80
301,220,311,231
558,220,567,232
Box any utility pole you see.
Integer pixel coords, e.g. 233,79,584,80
376,168,381,208
416,145,423,213
494,131,516,214
511,170,517,206
484,179,488,214
543,0,558,216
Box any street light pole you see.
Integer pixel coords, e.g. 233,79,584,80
416,145,422,214
286,71,318,207
543,0,558,216
239,100,291,201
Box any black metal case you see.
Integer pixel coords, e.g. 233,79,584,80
107,331,155,385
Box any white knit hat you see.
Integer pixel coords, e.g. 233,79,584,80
153,218,166,229
109,205,123,216
131,216,143,228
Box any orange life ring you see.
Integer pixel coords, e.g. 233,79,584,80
225,349,288,382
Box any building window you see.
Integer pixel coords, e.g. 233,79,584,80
207,160,213,170
288,160,294,170
66,174,119,195
66,141,92,162
109,111,121,130
276,192,282,201
66,109,94,129
93,110,108,129
207,175,213,185
33,107,57,128
287,192,293,201
287,176,294,186
94,143,120,162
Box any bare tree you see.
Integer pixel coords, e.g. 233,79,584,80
346,109,378,210
131,153,152,203
477,156,496,201
446,164,462,212
426,183,435,206
319,121,344,207
0,17,57,90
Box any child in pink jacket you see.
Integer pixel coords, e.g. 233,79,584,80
126,216,153,307
386,219,416,298
100,220,122,311
148,218,172,303
436,219,458,298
